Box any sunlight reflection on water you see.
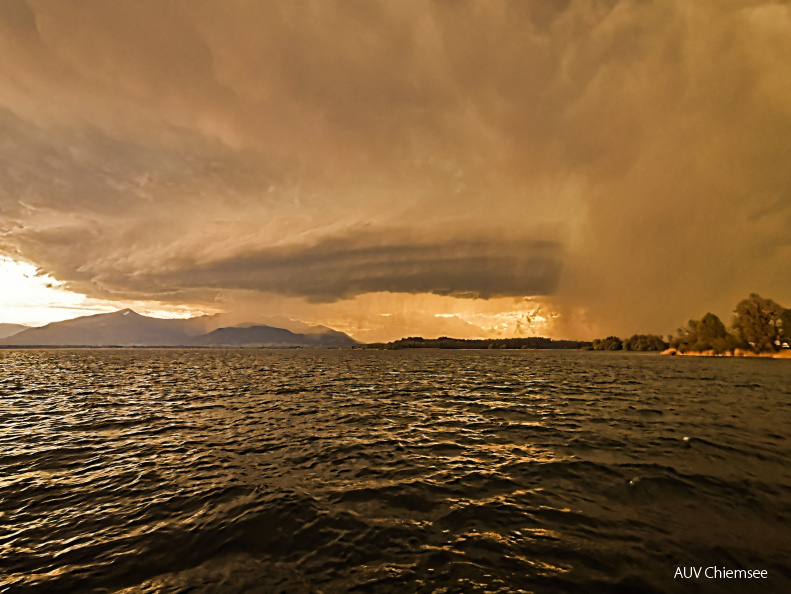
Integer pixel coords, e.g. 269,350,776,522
1,349,789,593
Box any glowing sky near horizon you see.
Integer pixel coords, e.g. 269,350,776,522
0,258,209,326
0,256,558,339
1,1,790,340
0,258,114,325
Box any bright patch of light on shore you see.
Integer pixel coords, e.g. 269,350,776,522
0,258,215,326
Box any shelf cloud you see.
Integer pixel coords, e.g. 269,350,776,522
147,235,564,302
1,0,790,336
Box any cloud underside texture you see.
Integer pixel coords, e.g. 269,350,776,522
152,239,563,302
0,0,790,333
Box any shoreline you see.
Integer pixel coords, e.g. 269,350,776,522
662,348,791,359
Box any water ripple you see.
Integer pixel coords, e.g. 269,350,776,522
0,349,789,592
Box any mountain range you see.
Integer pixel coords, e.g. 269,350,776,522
0,309,358,348
0,323,28,339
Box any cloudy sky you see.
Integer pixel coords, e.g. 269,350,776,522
0,0,789,340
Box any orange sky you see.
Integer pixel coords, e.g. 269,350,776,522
1,1,790,340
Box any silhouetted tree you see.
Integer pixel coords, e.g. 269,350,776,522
623,334,668,351
668,315,736,353
733,294,785,353
593,336,622,350
693,312,739,353
780,309,791,346
697,313,727,342
670,319,699,352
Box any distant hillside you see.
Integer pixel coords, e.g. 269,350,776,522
0,323,28,339
0,309,358,348
0,309,199,346
192,325,357,348
186,313,346,336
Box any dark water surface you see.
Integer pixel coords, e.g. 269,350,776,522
1,349,789,593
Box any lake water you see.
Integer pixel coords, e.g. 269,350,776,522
1,349,789,593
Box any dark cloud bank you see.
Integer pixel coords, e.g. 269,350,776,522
155,236,564,302
1,0,790,336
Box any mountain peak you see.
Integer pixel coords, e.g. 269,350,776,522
0,309,358,347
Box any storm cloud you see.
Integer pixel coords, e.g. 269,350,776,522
141,235,564,302
1,0,790,336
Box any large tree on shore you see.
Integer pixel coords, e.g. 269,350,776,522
732,294,785,353
623,334,667,351
593,336,623,350
670,313,734,353
697,313,727,343
781,309,791,345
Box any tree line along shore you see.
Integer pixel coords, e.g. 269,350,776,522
592,293,791,356
357,336,590,350
361,294,790,356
